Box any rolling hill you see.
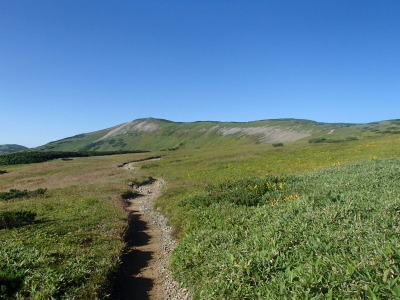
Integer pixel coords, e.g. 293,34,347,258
34,117,400,152
0,144,29,154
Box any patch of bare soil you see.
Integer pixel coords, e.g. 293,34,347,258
328,129,335,134
218,126,311,143
111,178,191,300
95,120,160,142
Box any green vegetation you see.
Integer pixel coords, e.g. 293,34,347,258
34,117,360,152
0,154,140,298
0,170,7,174
309,137,358,143
152,134,400,299
0,144,29,155
171,159,400,299
0,266,25,298
0,188,47,201
33,117,400,152
2,121,400,298
0,150,148,165
0,210,37,229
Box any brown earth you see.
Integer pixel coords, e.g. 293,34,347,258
111,172,191,300
111,179,165,299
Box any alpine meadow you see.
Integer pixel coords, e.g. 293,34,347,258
2,118,400,299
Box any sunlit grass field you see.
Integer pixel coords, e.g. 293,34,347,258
1,134,400,298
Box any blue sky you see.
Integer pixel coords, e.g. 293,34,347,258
1,1,400,147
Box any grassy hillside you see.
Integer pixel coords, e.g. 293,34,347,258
1,124,400,298
35,117,400,152
34,126,121,152
0,144,29,154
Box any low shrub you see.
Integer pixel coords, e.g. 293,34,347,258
0,189,28,200
0,188,47,201
0,210,37,229
0,267,25,298
309,137,358,143
272,143,284,147
0,150,148,165
309,137,328,143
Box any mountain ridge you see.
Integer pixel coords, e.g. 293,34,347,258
34,117,399,152
0,144,29,154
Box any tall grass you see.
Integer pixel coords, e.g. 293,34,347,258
150,136,400,298
169,158,400,298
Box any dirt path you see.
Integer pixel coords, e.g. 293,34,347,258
112,177,191,300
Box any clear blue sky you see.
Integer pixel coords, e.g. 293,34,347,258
1,1,399,147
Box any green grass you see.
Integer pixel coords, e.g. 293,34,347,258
1,132,400,298
170,158,400,299
151,134,400,299
0,195,125,298
0,154,149,299
0,188,47,201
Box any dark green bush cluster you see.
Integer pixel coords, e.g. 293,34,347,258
0,188,47,201
309,137,358,143
108,138,127,148
0,266,25,298
379,130,400,134
0,210,37,229
0,150,148,165
272,143,284,147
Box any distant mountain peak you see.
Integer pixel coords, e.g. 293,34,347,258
34,117,395,152
0,144,29,154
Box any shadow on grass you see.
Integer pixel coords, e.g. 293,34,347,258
111,211,154,300
121,190,142,200
0,267,25,299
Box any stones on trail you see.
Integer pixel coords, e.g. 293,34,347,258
127,178,191,300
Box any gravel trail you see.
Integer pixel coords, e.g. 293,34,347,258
112,177,191,300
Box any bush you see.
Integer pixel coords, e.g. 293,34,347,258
272,143,283,147
0,188,47,201
0,210,37,229
309,137,358,143
0,267,25,298
309,137,328,143
0,150,148,165
0,189,28,200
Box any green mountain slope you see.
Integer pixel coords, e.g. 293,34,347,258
35,118,400,152
0,144,29,154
